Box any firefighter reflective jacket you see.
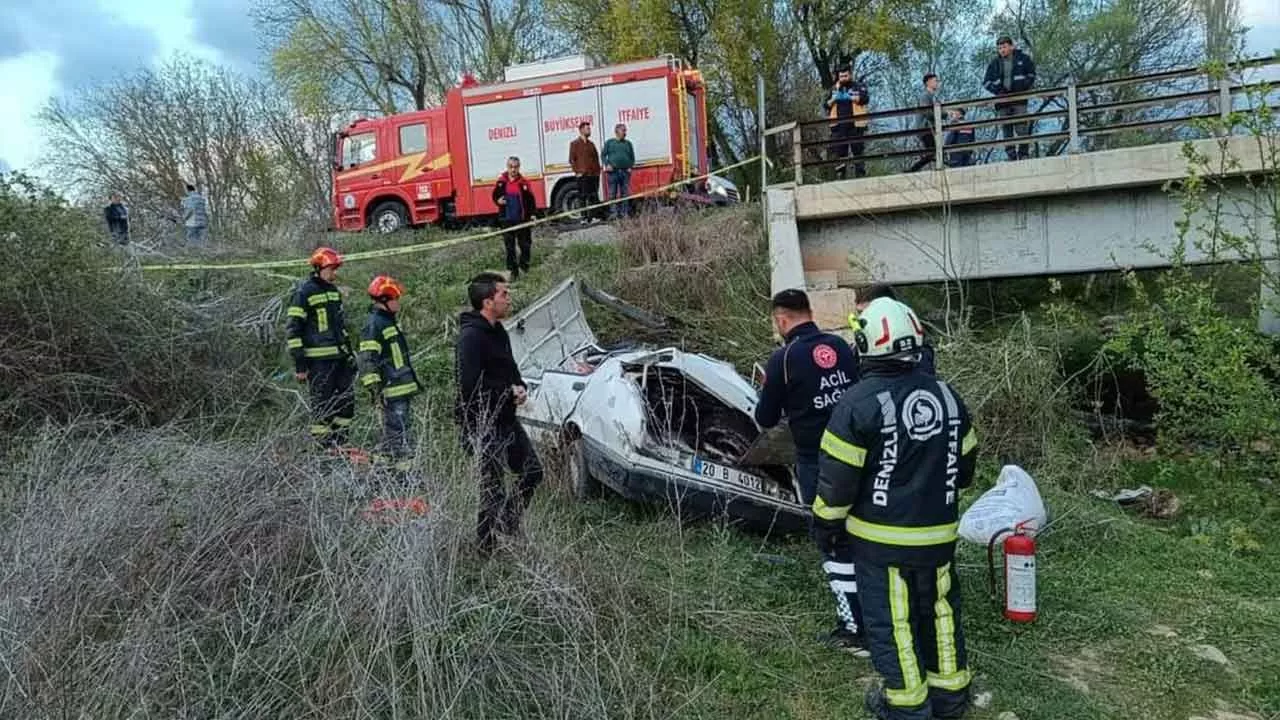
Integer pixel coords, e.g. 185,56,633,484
358,306,421,399
285,274,352,372
814,362,979,566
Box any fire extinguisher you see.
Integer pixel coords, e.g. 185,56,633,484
987,519,1037,623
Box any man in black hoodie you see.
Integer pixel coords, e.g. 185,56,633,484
983,35,1038,161
455,271,545,553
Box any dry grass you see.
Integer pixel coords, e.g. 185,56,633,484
615,206,763,313
0,410,683,719
934,315,1083,469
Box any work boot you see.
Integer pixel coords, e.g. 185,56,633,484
817,624,870,658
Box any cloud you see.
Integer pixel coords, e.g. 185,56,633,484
0,157,10,174
4,1,162,88
190,0,262,71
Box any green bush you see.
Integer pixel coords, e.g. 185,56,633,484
0,174,274,431
1105,265,1280,456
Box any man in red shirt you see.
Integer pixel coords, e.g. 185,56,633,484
491,156,538,280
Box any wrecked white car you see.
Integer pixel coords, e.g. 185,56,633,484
507,278,808,535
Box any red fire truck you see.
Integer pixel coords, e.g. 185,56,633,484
330,54,731,233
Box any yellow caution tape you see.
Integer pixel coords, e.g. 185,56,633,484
139,156,764,273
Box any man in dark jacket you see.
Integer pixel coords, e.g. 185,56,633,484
103,193,129,245
983,36,1038,161
813,297,978,720
855,284,937,376
359,275,421,473
823,68,870,179
569,121,602,223
285,247,357,450
492,156,538,280
755,289,867,655
455,271,545,553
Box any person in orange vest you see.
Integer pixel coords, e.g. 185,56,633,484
824,68,870,179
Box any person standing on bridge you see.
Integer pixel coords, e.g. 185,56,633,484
754,289,867,656
824,68,870,179
814,297,978,720
492,156,538,281
909,74,942,173
983,35,1037,161
601,123,636,218
569,121,602,224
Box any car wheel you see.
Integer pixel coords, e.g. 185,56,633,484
369,201,409,234
566,435,600,500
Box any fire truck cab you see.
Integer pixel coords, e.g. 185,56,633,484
330,54,729,233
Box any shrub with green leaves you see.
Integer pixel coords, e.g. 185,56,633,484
0,173,274,432
1105,266,1280,455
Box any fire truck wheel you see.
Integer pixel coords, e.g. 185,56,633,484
369,201,409,234
550,181,581,220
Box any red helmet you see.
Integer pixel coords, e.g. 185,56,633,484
367,275,404,301
309,247,343,269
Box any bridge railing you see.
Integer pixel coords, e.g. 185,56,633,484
763,55,1280,186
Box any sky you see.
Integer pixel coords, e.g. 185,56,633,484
0,0,1277,176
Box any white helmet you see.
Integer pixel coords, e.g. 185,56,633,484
852,297,925,359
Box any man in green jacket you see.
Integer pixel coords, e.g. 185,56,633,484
601,123,636,218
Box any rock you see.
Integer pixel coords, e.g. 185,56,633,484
1146,624,1179,638
1190,644,1230,666
997,712,1022,720
1143,488,1182,519
973,691,993,709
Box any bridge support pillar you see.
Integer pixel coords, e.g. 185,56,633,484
1261,260,1280,337
767,187,804,293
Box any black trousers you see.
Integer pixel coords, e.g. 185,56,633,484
909,131,937,172
373,396,413,470
577,174,601,217
466,422,545,551
307,358,355,448
830,123,866,178
859,559,971,720
503,226,532,273
996,101,1032,160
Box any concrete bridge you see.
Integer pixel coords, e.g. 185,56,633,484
761,59,1280,334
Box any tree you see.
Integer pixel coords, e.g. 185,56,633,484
38,55,331,242
1196,0,1243,62
259,0,558,115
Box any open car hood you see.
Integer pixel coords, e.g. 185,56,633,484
507,277,597,379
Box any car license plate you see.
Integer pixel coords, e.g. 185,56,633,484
692,456,767,494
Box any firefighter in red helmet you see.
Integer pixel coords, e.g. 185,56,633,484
813,297,980,720
358,274,422,473
285,247,357,449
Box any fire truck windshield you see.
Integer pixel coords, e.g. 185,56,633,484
341,132,377,169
